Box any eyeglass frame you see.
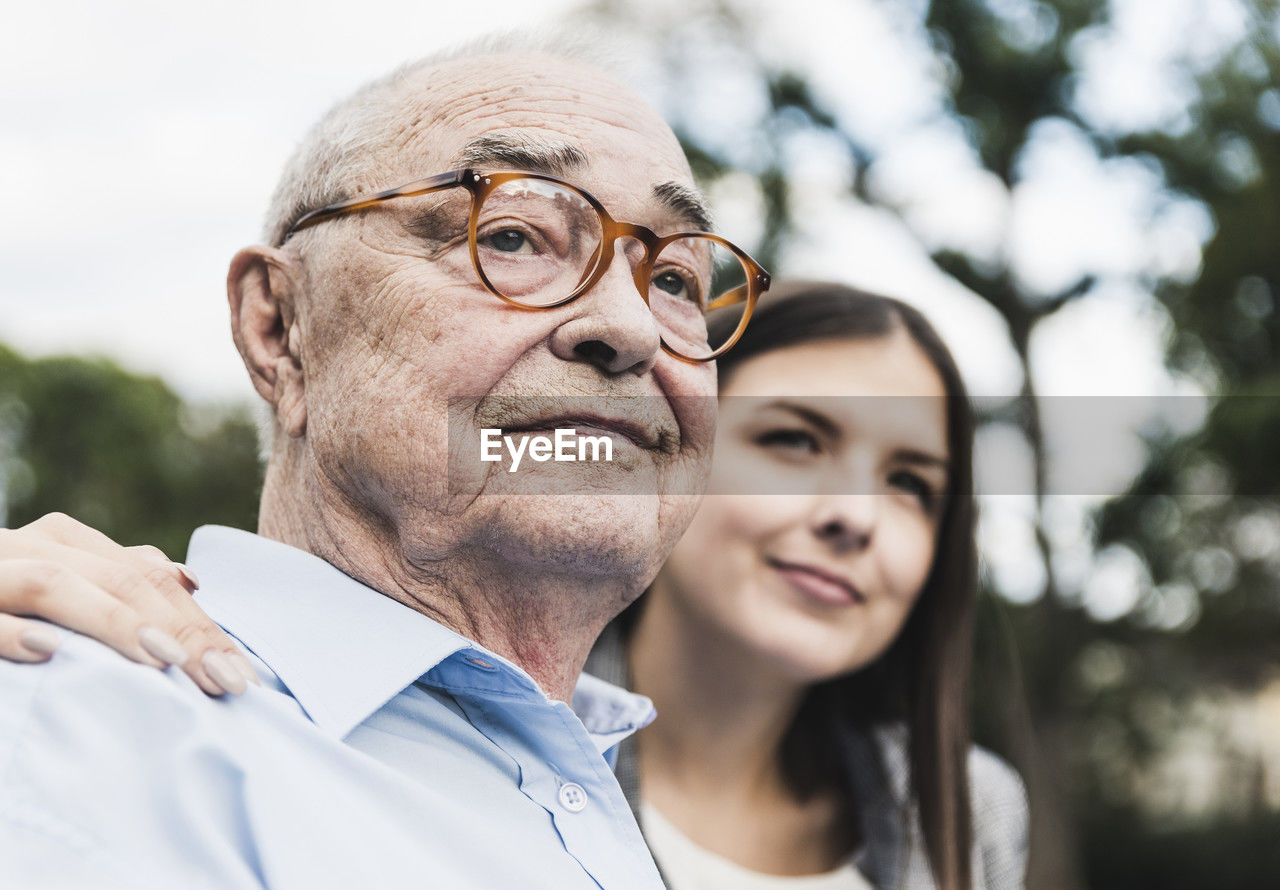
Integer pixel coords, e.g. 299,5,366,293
281,168,771,363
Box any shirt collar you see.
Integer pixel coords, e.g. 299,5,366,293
186,526,654,750
188,525,468,739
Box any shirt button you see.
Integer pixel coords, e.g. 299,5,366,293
558,782,588,813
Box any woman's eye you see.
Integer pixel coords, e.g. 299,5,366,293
889,470,935,509
755,428,821,455
483,229,529,253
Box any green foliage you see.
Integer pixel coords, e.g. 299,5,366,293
936,4,1280,885
0,343,261,559
1083,809,1280,889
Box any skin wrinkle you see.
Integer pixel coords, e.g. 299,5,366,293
301,486,490,645
474,391,681,462
304,282,435,519
251,51,716,702
266,45,611,243
386,76,688,195
297,85,698,257
356,229,426,261
428,75,654,132
322,308,393,396
340,237,455,373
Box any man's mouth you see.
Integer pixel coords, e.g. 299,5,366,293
500,414,672,453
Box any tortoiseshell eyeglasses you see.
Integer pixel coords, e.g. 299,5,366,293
282,169,770,362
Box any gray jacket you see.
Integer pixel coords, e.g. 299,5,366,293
585,625,1029,890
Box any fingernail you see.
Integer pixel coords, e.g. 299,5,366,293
20,627,60,657
174,563,200,591
202,650,247,695
138,626,190,667
231,652,261,687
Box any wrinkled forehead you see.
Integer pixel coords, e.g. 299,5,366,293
362,53,703,224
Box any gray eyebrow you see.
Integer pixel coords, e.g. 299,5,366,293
454,134,714,232
453,133,587,175
653,181,714,232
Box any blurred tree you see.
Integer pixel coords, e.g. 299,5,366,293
0,343,261,559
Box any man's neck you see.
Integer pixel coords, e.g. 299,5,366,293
257,460,624,703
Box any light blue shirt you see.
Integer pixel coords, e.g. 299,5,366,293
0,526,664,890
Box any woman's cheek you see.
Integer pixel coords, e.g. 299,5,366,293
694,492,803,546
881,513,937,605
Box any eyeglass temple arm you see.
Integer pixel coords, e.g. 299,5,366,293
283,169,471,241
706,285,750,312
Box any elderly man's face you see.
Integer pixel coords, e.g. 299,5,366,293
285,53,716,590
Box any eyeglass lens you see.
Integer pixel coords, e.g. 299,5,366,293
474,178,751,361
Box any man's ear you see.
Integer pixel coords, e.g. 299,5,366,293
227,246,307,439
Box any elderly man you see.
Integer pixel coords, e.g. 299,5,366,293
0,40,767,889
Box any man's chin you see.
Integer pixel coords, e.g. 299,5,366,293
463,451,687,498
473,493,672,582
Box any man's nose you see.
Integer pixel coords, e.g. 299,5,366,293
808,493,877,553
547,245,662,376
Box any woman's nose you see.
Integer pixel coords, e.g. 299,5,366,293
809,494,877,553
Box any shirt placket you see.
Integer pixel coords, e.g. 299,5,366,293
435,656,664,890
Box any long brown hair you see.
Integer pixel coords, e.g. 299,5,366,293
627,280,978,889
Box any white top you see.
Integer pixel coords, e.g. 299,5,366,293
640,801,875,890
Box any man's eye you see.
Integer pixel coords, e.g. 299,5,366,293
484,229,529,253
889,470,936,510
651,267,705,307
755,428,821,455
653,271,690,298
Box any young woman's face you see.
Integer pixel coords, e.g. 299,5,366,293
651,331,950,684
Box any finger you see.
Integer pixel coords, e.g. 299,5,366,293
126,545,200,594
6,519,247,688
0,532,245,695
0,614,60,663
16,512,134,552
125,547,257,691
0,559,169,668
11,514,198,606
6,517,255,693
0,561,247,697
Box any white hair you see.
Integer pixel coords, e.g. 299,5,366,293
261,28,625,246
254,28,635,458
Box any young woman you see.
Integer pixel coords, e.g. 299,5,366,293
588,282,1027,889
0,282,1027,889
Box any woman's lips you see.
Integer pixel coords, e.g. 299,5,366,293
768,558,866,606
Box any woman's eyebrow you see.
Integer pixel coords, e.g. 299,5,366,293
756,401,950,467
759,401,841,438
893,448,950,470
